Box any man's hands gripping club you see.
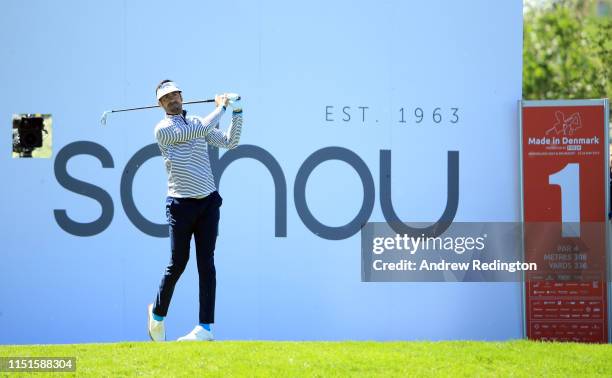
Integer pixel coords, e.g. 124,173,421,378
215,93,242,112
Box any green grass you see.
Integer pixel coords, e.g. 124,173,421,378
1,340,611,377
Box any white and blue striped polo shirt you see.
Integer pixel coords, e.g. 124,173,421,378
154,106,243,198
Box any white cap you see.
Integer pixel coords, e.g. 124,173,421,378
156,81,181,100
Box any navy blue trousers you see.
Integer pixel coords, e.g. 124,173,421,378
153,191,222,324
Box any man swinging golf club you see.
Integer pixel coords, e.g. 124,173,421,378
147,80,243,341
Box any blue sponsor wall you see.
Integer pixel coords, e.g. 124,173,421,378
0,0,523,343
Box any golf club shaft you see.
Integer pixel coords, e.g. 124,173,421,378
109,99,215,113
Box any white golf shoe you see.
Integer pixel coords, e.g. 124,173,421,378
147,304,165,342
177,325,214,341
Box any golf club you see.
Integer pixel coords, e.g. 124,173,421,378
100,93,241,126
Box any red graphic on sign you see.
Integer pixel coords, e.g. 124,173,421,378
546,111,582,136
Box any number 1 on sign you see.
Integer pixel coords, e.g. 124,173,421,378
549,163,580,237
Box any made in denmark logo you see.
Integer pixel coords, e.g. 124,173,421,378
527,110,598,147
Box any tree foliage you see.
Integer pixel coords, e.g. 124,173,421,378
523,0,612,101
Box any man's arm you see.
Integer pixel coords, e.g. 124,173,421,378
154,106,225,145
203,109,243,149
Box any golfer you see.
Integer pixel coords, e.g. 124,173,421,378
147,80,243,341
